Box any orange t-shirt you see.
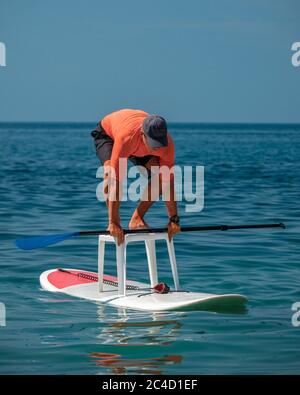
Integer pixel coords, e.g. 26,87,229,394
101,109,175,181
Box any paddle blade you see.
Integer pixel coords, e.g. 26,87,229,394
15,232,78,250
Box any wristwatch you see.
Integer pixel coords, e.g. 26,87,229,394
169,215,180,225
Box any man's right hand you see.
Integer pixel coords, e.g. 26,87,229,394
108,222,124,246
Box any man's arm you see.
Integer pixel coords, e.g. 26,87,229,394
163,176,181,241
106,138,128,245
107,179,124,245
164,176,177,217
159,135,180,240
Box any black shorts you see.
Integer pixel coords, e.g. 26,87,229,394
91,122,154,172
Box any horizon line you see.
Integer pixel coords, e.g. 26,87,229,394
1,121,300,126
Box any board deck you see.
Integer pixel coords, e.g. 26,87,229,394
40,268,248,312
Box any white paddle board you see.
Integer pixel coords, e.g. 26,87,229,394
40,268,247,312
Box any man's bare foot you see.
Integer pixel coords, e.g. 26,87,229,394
108,222,124,245
129,213,149,229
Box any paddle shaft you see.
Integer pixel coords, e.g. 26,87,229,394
78,222,285,236
15,222,285,250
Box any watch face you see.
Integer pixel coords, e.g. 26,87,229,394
170,215,180,224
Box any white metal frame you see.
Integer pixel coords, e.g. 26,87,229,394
97,232,180,296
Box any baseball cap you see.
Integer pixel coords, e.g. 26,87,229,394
142,115,168,148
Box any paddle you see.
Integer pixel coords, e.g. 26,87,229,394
15,222,285,250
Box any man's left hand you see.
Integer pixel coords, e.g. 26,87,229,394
167,221,181,241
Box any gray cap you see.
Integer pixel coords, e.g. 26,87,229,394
142,115,168,148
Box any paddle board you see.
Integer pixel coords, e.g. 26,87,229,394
40,268,247,312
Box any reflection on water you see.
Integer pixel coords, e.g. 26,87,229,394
96,305,184,346
90,352,183,375
90,305,185,374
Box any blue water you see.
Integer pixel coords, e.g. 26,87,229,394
1,122,300,374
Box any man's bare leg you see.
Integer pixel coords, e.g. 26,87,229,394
103,160,110,208
129,157,161,229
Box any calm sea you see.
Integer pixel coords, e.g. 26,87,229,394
0,122,300,374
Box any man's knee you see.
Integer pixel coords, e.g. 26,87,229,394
103,160,111,177
103,160,111,195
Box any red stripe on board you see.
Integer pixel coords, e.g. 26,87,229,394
47,269,119,289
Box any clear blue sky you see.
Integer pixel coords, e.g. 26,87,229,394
0,0,299,122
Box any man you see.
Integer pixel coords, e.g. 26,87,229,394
91,109,180,245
